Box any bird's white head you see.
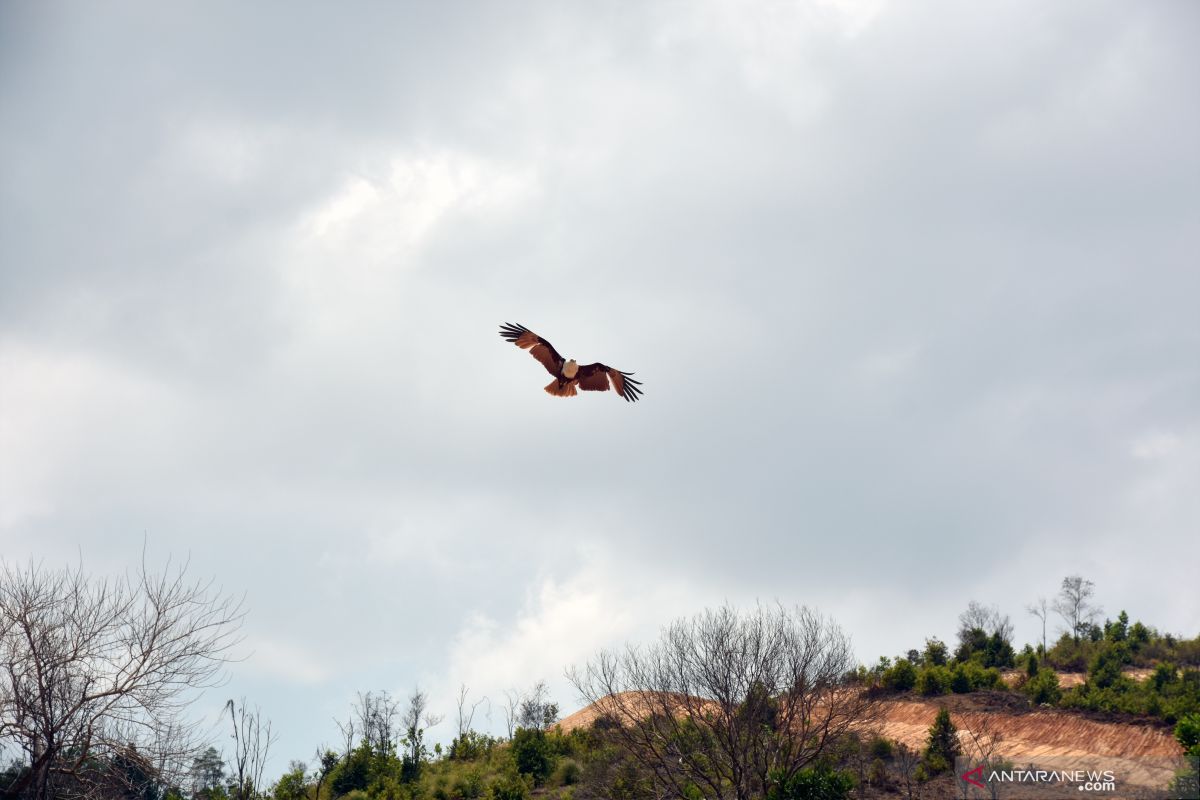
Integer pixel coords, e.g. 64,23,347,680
563,359,579,378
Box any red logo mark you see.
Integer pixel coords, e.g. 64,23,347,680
961,765,985,789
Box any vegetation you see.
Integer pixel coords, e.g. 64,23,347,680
567,604,872,800
920,708,959,777
3,561,1197,800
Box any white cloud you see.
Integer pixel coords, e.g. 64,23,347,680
243,637,333,687
300,151,540,256
439,548,702,722
0,342,182,529
1130,430,1181,461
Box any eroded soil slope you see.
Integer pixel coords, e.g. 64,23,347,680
559,691,1184,790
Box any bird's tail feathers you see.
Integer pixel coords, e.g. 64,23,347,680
544,379,578,397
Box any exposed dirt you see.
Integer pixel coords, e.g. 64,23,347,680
1000,668,1156,689
873,693,1181,789
558,690,1185,792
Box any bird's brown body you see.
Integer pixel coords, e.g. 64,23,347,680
499,323,644,402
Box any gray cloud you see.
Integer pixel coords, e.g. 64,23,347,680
2,0,1197,778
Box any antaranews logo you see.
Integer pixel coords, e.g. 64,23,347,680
959,764,1117,793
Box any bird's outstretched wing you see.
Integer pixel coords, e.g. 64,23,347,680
499,323,564,377
576,363,644,402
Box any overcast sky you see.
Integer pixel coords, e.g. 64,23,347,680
1,0,1198,781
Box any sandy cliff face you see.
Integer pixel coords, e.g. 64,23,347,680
558,690,1185,790
873,694,1181,789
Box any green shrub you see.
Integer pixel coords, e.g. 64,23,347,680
452,766,486,799
766,764,855,800
510,728,552,786
950,664,971,694
489,770,530,800
1024,669,1062,705
916,665,951,696
1176,713,1200,757
869,736,894,760
551,758,581,787
883,659,917,692
950,661,1002,692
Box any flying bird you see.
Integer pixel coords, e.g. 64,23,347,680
499,322,644,402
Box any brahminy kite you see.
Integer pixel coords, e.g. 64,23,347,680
499,323,644,402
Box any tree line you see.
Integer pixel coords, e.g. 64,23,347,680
3,560,1197,799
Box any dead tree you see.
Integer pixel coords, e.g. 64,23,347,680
568,603,877,800
0,557,243,800
455,684,488,739
1053,575,1100,642
333,715,356,759
1026,597,1050,655
894,743,921,800
501,690,520,740
225,698,276,800
354,690,400,754
958,714,1004,800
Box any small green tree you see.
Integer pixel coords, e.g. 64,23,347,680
923,708,959,775
923,638,949,666
1176,714,1200,757
191,747,227,800
511,727,553,785
1169,714,1200,799
271,761,308,800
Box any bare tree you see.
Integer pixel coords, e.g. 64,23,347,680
0,557,243,800
333,714,356,760
1026,597,1050,655
568,603,876,800
958,714,1004,800
399,687,441,776
1052,575,1100,642
957,602,1012,645
894,743,921,800
225,698,276,800
501,689,520,740
455,684,488,739
354,690,400,754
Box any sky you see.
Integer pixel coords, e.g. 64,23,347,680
1,0,1198,782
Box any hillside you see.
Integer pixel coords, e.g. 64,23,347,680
558,690,1186,792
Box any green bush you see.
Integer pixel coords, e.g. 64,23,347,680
551,758,581,787
1024,669,1062,705
451,766,486,799
489,770,531,800
1176,713,1200,757
510,728,552,786
449,731,498,762
766,764,855,800
883,659,917,691
951,661,1002,692
869,736,894,760
916,665,951,696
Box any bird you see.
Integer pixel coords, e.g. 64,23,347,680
499,322,644,402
